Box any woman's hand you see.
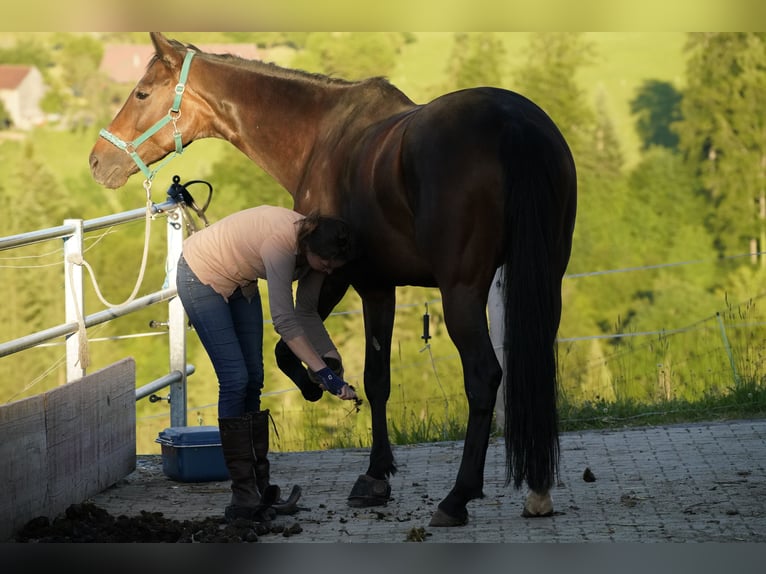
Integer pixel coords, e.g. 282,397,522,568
310,361,361,402
314,366,352,397
336,383,358,401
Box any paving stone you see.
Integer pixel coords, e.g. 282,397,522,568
87,419,766,542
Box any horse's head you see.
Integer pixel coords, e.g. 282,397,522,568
89,32,203,189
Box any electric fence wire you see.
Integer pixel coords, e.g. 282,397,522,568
5,227,766,406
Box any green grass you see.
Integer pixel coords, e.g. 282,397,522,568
559,379,766,433
312,382,766,451
389,411,468,445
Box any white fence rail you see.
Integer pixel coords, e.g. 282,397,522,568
0,193,193,427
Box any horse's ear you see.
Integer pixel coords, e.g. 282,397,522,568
149,32,184,70
149,32,168,52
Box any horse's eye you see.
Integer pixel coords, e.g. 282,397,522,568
135,91,149,100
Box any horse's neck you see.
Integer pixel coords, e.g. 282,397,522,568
196,56,413,194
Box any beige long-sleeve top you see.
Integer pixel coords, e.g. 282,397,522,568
181,205,335,356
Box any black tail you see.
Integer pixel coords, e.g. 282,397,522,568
502,107,575,492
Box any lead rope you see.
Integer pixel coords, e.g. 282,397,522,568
66,179,156,370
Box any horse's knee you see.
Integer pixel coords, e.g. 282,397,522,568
522,489,554,517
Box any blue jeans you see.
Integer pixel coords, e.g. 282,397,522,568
176,254,264,418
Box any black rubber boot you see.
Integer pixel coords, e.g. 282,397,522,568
275,340,323,401
218,415,272,523
250,410,302,515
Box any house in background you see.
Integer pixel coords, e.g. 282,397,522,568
99,44,264,84
0,65,47,130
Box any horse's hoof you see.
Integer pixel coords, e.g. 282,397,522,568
347,474,391,507
521,507,554,517
521,490,554,517
429,507,468,527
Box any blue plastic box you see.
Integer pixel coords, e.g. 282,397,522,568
156,425,229,482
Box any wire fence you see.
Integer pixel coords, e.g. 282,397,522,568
138,256,766,453
3,206,766,453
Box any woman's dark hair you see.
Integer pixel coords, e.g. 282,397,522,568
297,211,358,262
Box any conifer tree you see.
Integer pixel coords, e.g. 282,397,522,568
676,33,766,258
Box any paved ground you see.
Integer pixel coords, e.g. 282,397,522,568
85,419,766,543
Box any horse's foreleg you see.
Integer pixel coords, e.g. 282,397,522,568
274,277,349,400
430,291,502,527
430,403,496,526
347,286,396,507
274,339,323,401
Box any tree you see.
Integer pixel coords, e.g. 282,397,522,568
630,79,683,151
205,146,293,219
0,35,52,71
675,33,766,257
593,88,624,178
514,33,616,279
513,33,597,161
51,33,103,97
444,33,507,92
0,99,11,129
624,146,703,263
291,33,406,80
49,34,106,129
222,32,311,49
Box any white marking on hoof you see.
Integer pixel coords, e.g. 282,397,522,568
522,490,553,517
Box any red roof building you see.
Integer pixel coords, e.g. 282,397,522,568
99,44,264,84
0,65,47,129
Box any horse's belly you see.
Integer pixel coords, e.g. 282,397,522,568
357,255,437,288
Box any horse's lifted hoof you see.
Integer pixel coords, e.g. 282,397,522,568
347,474,391,507
429,507,468,527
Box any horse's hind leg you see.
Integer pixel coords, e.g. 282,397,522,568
429,287,502,527
522,490,554,517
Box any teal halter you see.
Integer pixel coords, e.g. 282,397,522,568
99,49,196,182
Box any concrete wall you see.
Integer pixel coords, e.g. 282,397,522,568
0,358,136,541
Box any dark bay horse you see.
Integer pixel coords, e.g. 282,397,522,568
89,32,577,527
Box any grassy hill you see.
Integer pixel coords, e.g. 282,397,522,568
579,32,687,167
392,32,687,169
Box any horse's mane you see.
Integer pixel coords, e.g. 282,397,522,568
151,37,401,97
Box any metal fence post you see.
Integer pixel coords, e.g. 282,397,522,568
63,219,85,382
166,207,187,426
